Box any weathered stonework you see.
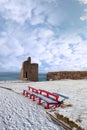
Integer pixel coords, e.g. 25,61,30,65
20,57,38,81
47,71,87,81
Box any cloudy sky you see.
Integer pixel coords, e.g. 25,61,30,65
0,0,87,72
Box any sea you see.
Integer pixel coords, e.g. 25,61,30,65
0,72,47,81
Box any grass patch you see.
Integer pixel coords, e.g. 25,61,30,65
61,104,73,108
0,86,20,94
0,86,12,90
55,112,84,130
76,118,82,123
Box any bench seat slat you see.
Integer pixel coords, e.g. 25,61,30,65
36,94,58,104
26,90,58,104
53,93,69,99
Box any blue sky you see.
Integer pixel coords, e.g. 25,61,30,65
0,0,87,72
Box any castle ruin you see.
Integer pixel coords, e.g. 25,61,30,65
47,71,87,81
20,57,38,81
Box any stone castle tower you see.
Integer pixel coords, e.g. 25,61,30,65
20,57,38,81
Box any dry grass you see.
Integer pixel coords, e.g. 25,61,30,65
76,118,82,123
55,112,84,130
0,86,20,94
0,86,12,90
60,104,72,108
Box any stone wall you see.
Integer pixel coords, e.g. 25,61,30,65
47,71,87,81
20,57,38,81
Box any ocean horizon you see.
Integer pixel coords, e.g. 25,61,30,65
0,72,47,81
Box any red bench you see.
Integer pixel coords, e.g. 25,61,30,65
23,87,59,109
23,86,38,101
38,89,59,109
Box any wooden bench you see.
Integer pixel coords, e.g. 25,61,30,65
53,93,69,106
23,87,59,109
23,86,38,101
37,89,59,109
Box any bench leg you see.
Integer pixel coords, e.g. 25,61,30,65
23,90,25,95
30,95,32,99
29,95,36,101
54,104,58,108
38,99,41,105
46,103,50,109
25,92,28,97
32,96,35,101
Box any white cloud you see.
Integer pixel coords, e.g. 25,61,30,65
40,34,87,72
58,34,82,44
30,15,45,25
0,0,65,26
0,0,59,25
0,0,35,24
0,0,87,72
0,37,6,46
80,8,87,21
38,29,54,38
1,27,87,72
80,15,87,21
79,0,87,4
44,0,57,4
79,0,87,21
0,36,24,56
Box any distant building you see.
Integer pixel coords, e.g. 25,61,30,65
20,57,38,81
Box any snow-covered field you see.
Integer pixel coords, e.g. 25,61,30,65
0,80,87,130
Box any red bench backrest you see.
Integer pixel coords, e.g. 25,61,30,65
39,89,59,101
28,86,38,93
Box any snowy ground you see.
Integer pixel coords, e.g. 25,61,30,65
0,87,63,130
0,80,87,130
